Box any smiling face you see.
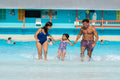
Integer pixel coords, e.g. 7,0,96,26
83,22,89,28
47,26,52,29
62,35,67,40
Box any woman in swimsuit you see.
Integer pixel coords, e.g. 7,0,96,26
51,34,73,61
34,22,53,61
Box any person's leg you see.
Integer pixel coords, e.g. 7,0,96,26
43,41,48,61
80,40,87,62
87,41,94,61
36,42,42,60
81,47,86,62
87,51,92,61
61,50,66,61
57,49,62,59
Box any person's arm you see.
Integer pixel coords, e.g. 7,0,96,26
73,29,83,44
34,28,41,41
92,28,99,47
52,41,58,45
67,40,73,46
49,35,61,41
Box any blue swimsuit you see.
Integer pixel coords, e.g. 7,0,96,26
37,31,49,45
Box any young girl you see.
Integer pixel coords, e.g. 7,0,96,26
48,38,57,45
51,34,73,61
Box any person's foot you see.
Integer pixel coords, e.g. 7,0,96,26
81,58,84,62
57,56,60,59
38,56,42,60
44,58,48,61
38,58,42,60
61,58,64,61
81,60,84,62
88,58,91,62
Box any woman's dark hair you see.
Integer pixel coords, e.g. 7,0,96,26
82,19,89,23
63,34,69,40
8,37,12,40
42,22,52,33
48,38,52,41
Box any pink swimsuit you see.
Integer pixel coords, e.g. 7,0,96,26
59,41,67,51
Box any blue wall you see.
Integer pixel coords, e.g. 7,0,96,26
0,9,117,28
103,10,116,20
0,9,23,28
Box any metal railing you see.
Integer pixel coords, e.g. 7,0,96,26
75,20,120,29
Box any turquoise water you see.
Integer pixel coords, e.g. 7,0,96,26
0,28,120,35
0,39,120,61
0,39,120,80
0,28,120,80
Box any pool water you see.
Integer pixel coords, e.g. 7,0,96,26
0,39,120,61
0,39,120,80
0,28,120,35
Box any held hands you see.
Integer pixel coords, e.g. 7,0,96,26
71,40,77,46
73,40,78,45
71,44,74,46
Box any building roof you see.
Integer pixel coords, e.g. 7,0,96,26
0,0,120,10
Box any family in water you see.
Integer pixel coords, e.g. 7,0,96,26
34,19,99,62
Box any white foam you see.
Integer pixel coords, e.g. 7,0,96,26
19,53,120,62
20,54,33,58
92,54,120,61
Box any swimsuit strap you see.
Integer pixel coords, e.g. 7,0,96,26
40,29,43,33
60,41,67,46
39,29,48,35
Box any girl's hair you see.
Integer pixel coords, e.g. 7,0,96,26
42,22,52,33
8,37,12,40
63,34,69,40
48,38,52,41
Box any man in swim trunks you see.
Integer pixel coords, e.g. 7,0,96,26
73,19,99,62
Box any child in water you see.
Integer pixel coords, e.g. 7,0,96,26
7,37,16,45
48,38,57,45
51,34,73,61
13,42,16,45
100,39,104,44
7,37,12,43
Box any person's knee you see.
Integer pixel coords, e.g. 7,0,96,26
44,51,47,54
62,54,65,58
81,51,84,55
38,50,42,54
